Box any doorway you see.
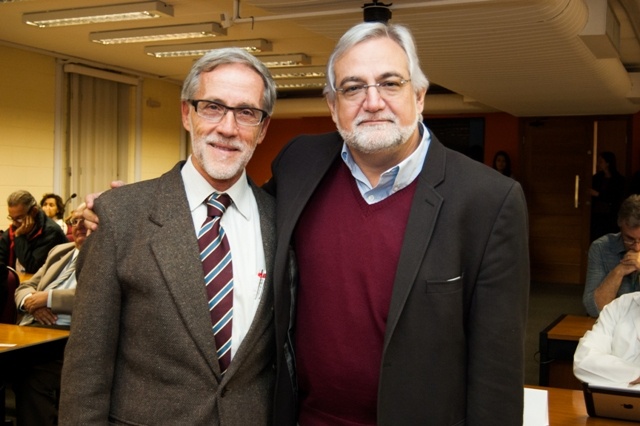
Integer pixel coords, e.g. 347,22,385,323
522,116,630,284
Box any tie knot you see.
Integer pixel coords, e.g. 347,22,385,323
206,193,232,218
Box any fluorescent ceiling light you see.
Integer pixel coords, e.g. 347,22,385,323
276,79,326,90
24,1,173,28
145,39,272,57
271,66,326,79
90,23,226,45
257,53,311,68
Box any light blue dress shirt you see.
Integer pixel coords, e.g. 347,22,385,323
583,232,640,317
341,122,431,204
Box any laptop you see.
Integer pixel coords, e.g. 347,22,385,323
583,382,640,422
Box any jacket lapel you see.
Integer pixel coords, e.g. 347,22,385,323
383,134,446,352
277,133,343,244
146,164,222,376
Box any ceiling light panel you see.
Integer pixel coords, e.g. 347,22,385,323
23,1,173,28
276,79,326,90
144,39,272,57
257,53,311,68
90,23,226,45
271,66,326,79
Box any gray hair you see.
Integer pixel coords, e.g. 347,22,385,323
618,194,640,228
7,190,36,209
323,22,429,103
181,48,277,116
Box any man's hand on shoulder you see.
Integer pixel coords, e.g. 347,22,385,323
80,180,126,234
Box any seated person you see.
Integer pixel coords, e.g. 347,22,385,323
574,291,640,388
11,212,87,426
1,190,67,322
1,190,68,274
583,194,640,317
40,193,68,235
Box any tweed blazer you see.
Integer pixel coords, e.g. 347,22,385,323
268,131,530,426
15,241,77,325
60,162,276,426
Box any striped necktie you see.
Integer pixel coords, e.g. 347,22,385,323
197,193,234,374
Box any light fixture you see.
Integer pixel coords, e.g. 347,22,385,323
256,54,311,68
90,23,226,45
276,79,326,91
144,39,272,57
271,66,326,80
23,1,173,28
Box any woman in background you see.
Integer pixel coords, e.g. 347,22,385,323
40,193,67,235
492,150,513,178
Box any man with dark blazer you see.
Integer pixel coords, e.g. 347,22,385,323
1,190,68,321
267,23,530,425
59,48,277,425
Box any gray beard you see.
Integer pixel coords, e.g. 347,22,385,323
337,121,417,155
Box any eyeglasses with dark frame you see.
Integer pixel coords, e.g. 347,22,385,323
622,235,640,246
333,78,411,102
68,218,84,227
7,202,36,223
189,99,268,127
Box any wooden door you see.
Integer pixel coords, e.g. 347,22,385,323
522,117,593,284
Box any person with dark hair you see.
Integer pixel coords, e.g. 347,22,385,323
630,170,640,196
583,194,640,317
493,150,513,178
40,193,67,234
591,151,626,241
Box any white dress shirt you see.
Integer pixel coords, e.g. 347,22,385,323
181,156,266,360
574,292,640,388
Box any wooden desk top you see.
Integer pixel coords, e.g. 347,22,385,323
547,315,596,342
0,323,69,353
541,386,632,425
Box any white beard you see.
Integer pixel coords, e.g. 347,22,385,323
337,115,417,154
189,118,255,182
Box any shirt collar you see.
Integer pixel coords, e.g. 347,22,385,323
340,122,430,191
181,155,253,220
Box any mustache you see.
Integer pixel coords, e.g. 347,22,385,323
354,114,397,126
201,135,244,150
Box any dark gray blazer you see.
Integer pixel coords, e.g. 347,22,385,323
60,162,276,426
268,131,530,426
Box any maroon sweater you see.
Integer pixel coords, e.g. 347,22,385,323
294,160,417,426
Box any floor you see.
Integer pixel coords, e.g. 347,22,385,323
525,281,586,385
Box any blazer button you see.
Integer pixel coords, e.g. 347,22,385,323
221,388,229,397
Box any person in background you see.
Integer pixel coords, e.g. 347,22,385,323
12,212,87,426
266,22,529,425
591,151,626,241
1,190,67,321
574,291,640,388
59,48,276,425
492,150,514,178
630,170,640,196
583,194,640,317
40,193,68,235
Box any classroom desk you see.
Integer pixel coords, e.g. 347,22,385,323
539,314,596,389
0,324,69,423
541,386,632,425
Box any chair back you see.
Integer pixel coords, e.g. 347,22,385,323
0,266,20,324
